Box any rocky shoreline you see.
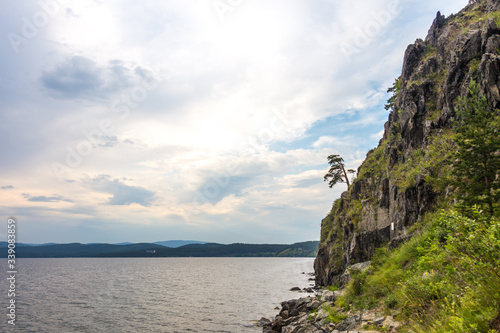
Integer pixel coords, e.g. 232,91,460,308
258,264,400,333
258,290,400,333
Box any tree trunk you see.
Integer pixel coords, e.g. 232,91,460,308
341,163,350,188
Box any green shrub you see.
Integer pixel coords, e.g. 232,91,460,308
327,284,339,292
335,296,349,310
322,304,348,324
389,130,455,192
357,141,389,180
339,207,500,332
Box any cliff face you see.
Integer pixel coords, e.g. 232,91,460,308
315,0,500,287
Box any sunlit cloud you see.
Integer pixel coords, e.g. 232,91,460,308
0,0,469,243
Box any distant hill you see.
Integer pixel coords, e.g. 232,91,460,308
153,240,208,248
7,243,168,258
0,240,207,248
0,241,319,258
0,242,57,247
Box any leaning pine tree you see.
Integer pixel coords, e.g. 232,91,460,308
452,80,500,216
324,154,355,189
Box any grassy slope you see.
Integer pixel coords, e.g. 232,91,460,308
338,209,500,332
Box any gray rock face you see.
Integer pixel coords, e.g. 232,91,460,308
314,0,500,287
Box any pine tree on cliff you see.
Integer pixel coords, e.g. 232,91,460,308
323,155,355,188
453,80,500,216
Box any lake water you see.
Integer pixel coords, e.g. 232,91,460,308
0,258,315,332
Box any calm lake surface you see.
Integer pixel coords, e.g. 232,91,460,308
1,258,314,332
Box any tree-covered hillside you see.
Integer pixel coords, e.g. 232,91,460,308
9,241,319,258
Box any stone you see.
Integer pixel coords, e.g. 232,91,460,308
320,290,336,302
282,324,321,333
383,316,401,331
347,261,371,272
271,316,284,331
336,314,361,331
307,300,322,311
280,309,290,320
425,11,446,46
289,297,314,316
361,311,377,322
402,39,426,81
257,317,271,327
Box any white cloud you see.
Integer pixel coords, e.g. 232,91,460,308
0,0,469,243
313,136,357,149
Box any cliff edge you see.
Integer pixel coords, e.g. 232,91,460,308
314,0,500,287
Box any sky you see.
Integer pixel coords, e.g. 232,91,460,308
0,0,468,245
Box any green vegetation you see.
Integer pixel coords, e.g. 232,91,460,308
405,43,440,88
391,131,455,192
423,44,437,61
456,5,489,30
13,241,320,258
327,284,340,292
334,208,500,332
425,68,448,121
363,323,388,332
318,9,500,331
322,303,348,324
320,216,334,244
307,303,348,324
452,80,500,216
487,11,500,26
422,132,455,192
357,141,388,181
320,202,341,244
449,3,500,36
276,245,318,257
391,148,425,189
385,77,401,111
469,58,481,75
321,72,500,333
346,200,363,229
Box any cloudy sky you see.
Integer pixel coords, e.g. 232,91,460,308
0,0,467,244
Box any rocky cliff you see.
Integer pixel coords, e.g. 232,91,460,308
314,0,500,287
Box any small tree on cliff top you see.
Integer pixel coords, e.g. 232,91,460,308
452,80,500,216
324,155,356,189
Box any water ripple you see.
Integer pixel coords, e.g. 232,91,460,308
1,258,314,332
